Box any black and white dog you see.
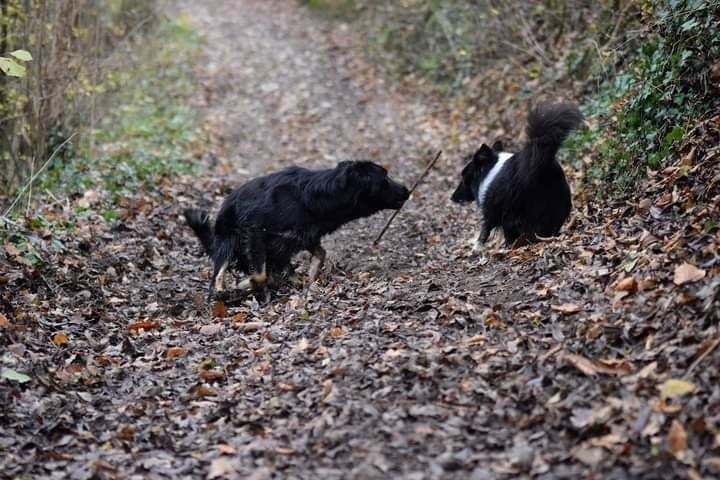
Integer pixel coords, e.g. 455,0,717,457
451,103,582,250
185,161,410,299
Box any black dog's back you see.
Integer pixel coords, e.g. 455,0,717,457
487,103,581,243
185,161,410,298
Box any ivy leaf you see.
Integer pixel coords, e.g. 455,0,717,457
680,19,698,32
10,49,32,62
1,367,31,383
0,57,27,77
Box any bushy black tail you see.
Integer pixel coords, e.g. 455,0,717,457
524,103,583,163
184,209,214,256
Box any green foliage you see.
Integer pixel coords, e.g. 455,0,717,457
0,0,163,194
0,50,32,77
581,0,720,193
302,0,360,16
41,19,204,204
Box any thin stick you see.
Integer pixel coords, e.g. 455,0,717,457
684,338,720,378
373,150,442,245
3,132,77,217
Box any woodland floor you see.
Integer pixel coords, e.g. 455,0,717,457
2,1,720,479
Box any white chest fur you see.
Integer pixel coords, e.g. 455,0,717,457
476,152,513,209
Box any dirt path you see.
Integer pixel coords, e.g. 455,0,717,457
2,1,719,479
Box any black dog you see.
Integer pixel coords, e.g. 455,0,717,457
185,161,410,298
451,103,582,249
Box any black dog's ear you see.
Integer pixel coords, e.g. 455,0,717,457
491,140,504,152
472,144,494,163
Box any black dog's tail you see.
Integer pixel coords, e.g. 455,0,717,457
184,209,214,256
524,103,583,165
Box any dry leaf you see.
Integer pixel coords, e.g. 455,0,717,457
232,312,248,323
595,358,633,376
52,332,69,346
463,335,486,346
216,444,237,455
200,324,222,336
4,243,21,257
208,457,238,479
212,301,228,318
166,347,186,359
194,385,219,398
564,353,597,376
551,303,583,314
292,337,310,354
128,320,160,331
673,263,706,285
570,408,595,429
659,378,697,399
667,420,687,458
199,369,225,382
615,277,638,293
329,325,348,337
0,312,9,327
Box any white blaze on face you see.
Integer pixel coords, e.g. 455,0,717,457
476,152,513,209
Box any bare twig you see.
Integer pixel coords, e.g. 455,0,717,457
373,150,442,245
684,338,720,378
3,132,77,217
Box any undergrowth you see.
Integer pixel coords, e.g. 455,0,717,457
1,17,204,260
581,0,720,194
305,0,720,197
41,18,205,204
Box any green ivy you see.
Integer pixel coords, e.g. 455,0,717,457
583,0,720,194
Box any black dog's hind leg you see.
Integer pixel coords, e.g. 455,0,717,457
307,244,326,286
208,256,230,301
237,230,270,301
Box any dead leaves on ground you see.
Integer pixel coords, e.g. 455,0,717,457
674,263,706,285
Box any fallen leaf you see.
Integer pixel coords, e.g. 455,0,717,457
292,337,310,354
595,358,633,376
4,243,21,257
208,457,238,479
667,420,687,459
52,332,69,346
329,325,348,337
194,384,218,398
564,353,597,376
166,347,186,359
1,367,31,383
573,446,604,468
704,457,720,474
275,447,296,455
463,335,486,346
232,312,247,323
0,312,9,327
199,369,225,382
673,263,706,285
128,320,160,331
615,277,638,293
551,303,582,314
570,408,595,429
216,444,237,454
212,301,228,318
659,378,697,399
200,324,222,336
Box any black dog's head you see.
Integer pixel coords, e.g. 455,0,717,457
451,141,503,204
339,161,410,210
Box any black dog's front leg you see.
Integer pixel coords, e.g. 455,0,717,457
237,229,270,302
208,254,231,301
471,222,492,254
307,244,326,286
